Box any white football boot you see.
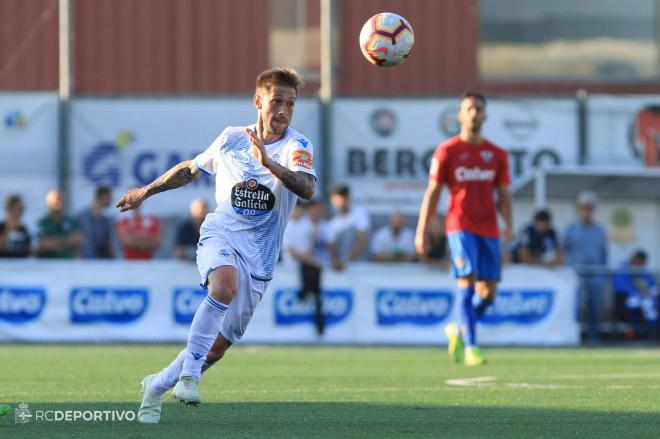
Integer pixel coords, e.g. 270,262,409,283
171,376,201,406
138,374,165,424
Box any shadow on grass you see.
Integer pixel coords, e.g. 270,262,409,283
1,402,659,439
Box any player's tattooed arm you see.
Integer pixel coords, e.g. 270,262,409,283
245,127,316,199
144,161,201,197
116,160,202,212
276,168,316,200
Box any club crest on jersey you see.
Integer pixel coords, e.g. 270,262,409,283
292,150,313,169
480,150,494,162
231,180,275,216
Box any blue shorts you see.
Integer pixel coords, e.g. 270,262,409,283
447,231,501,281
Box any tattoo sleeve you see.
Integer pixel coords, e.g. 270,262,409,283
279,169,316,199
144,161,199,198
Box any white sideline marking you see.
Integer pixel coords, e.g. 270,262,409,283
446,376,497,387
504,383,568,389
447,376,569,390
548,372,660,380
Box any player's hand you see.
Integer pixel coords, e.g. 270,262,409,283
502,225,515,243
415,232,428,258
116,187,147,212
246,113,272,167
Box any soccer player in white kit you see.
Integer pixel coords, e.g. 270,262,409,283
115,67,316,424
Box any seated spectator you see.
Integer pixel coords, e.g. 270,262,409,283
36,189,82,258
327,184,370,270
78,185,114,259
0,194,31,258
370,211,415,262
175,199,209,261
512,209,562,266
116,206,161,260
613,249,658,340
421,215,448,267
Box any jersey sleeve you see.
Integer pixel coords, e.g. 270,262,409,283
429,145,448,184
495,149,512,185
286,137,317,177
194,130,226,176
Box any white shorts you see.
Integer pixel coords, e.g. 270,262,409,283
196,236,269,344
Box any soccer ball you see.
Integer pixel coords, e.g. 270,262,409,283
359,12,414,67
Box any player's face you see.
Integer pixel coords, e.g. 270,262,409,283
98,193,112,209
458,97,486,134
389,212,406,231
46,190,64,212
330,194,349,212
256,86,297,136
534,219,549,232
7,201,24,219
578,203,594,222
190,200,208,219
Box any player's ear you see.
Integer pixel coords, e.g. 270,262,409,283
254,94,262,110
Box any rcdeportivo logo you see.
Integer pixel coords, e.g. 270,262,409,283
13,403,136,423
15,403,31,424
231,179,275,216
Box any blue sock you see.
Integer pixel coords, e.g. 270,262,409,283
475,298,494,319
458,286,477,347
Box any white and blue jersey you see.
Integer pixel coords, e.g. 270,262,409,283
193,125,316,280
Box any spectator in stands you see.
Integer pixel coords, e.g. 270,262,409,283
0,194,31,258
420,215,449,268
512,209,563,266
327,184,370,270
116,206,161,260
36,189,82,258
563,190,608,343
613,249,658,340
370,211,415,262
78,185,114,259
283,199,329,336
175,198,208,261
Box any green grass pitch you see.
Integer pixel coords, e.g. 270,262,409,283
1,345,659,438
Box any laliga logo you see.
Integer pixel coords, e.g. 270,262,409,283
172,287,205,324
274,289,352,326
70,287,148,323
480,290,553,325
377,290,453,326
0,287,46,323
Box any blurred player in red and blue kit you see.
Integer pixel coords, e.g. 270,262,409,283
415,93,514,366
